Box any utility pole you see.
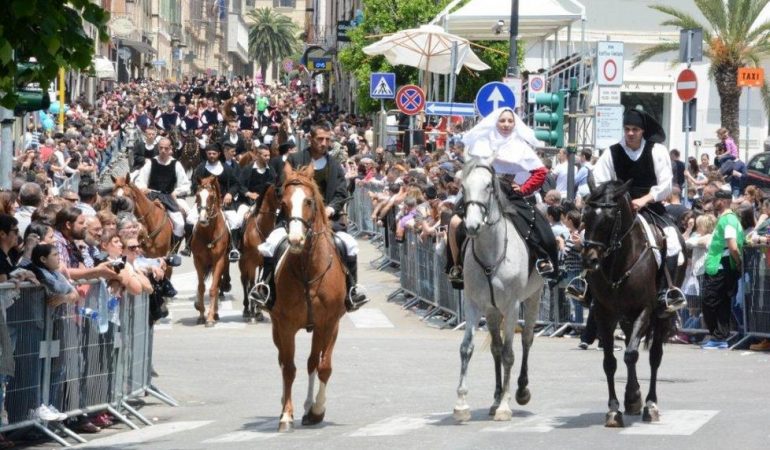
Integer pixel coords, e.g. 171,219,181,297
507,0,519,77
567,77,578,201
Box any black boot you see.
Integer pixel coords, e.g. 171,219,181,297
180,223,194,257
250,256,275,310
657,255,686,318
228,228,241,262
345,256,369,312
170,234,183,255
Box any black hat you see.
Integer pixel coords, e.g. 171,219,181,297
205,143,222,153
714,188,732,200
278,142,296,155
623,108,666,144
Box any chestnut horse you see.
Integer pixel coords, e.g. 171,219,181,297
272,164,347,432
191,176,231,327
112,174,173,258
270,116,293,157
239,185,279,321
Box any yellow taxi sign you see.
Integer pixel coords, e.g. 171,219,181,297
737,67,764,88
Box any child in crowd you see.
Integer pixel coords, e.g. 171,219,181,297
30,244,79,307
716,127,738,163
682,214,717,332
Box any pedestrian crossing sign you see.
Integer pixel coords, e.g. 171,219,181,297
370,73,396,99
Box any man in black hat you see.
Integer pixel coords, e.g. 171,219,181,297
269,141,297,180
568,108,686,316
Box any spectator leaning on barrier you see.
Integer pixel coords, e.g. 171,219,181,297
701,188,744,349
15,182,43,236
53,206,117,282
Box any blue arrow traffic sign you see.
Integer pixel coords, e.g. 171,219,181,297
475,82,516,117
370,72,396,99
425,102,476,117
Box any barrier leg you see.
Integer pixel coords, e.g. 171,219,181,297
50,422,87,444
106,405,141,429
32,423,72,447
119,400,154,426
550,323,573,338
420,307,441,322
401,295,422,310
453,321,466,331
387,288,404,302
146,384,179,407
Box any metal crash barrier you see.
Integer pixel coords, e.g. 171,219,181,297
0,280,176,447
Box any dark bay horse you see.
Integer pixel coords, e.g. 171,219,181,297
239,185,279,321
112,174,173,258
270,116,293,157
191,176,231,327
271,164,347,432
581,178,683,427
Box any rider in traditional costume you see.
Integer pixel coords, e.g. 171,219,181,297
133,137,191,255
566,109,686,316
447,107,559,285
156,101,182,132
131,126,160,172
250,122,369,312
186,143,244,262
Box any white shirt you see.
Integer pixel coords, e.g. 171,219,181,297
553,161,569,196
592,138,673,202
134,157,191,197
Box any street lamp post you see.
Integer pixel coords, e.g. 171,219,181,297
507,0,519,77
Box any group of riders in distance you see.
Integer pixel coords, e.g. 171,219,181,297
120,83,688,432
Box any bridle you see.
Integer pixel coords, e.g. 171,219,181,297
463,164,502,228
196,183,220,223
284,179,319,237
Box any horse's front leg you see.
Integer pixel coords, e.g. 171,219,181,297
206,258,226,327
517,291,540,406
596,307,622,427
493,308,518,422
195,269,206,325
277,329,297,433
304,322,340,426
453,305,479,422
623,307,650,415
486,310,504,418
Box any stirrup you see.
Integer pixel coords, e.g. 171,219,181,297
180,247,191,257
661,287,686,315
535,259,554,276
228,249,241,262
566,275,589,306
448,265,463,283
346,285,369,312
249,282,271,309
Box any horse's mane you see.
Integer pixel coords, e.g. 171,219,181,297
284,169,329,228
585,179,629,205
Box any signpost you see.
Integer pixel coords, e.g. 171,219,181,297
370,73,396,149
597,41,624,86
396,85,426,150
676,69,698,103
425,102,476,117
594,105,624,150
679,29,702,193
527,74,545,104
502,76,522,109
475,82,516,117
738,67,765,160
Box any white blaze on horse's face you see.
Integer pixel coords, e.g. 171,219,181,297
288,187,307,251
198,188,209,224
115,188,124,198
463,168,493,237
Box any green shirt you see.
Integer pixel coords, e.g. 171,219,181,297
257,97,268,112
705,210,744,275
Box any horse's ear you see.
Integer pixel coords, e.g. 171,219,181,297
302,163,314,179
284,163,295,179
125,172,131,184
617,178,633,197
587,170,596,193
111,174,117,183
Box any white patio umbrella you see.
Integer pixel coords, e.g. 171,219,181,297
363,24,490,74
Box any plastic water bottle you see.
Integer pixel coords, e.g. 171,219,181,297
108,296,119,312
77,307,99,320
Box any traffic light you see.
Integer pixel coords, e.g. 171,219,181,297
13,63,51,116
534,92,565,147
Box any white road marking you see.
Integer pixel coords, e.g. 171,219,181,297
202,421,279,443
349,413,443,437
347,308,394,328
482,408,590,433
620,410,718,435
74,420,212,448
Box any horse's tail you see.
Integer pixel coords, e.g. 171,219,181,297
644,313,678,350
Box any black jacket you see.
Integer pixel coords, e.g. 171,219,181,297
283,149,348,217
238,164,276,206
190,163,240,199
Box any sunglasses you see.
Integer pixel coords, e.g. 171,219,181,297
127,245,141,251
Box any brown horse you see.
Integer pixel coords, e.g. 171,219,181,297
112,174,173,258
239,185,279,321
270,116,293,157
191,176,231,327
272,164,347,432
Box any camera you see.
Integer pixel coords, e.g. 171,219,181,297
164,254,182,267
110,259,125,273
93,251,109,266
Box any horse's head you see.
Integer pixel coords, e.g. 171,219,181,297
112,173,137,202
195,176,221,226
581,175,634,270
282,164,327,253
461,158,500,237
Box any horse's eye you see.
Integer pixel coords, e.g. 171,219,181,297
304,199,313,207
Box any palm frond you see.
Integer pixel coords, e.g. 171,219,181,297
693,0,726,34
650,5,707,32
632,42,680,68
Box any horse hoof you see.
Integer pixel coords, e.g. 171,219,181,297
277,421,294,433
515,388,531,405
255,312,265,322
301,410,325,426
605,411,624,428
205,320,215,328
642,405,660,422
214,313,220,321
488,405,498,416
196,317,206,325
625,397,642,415
493,408,513,421
453,406,471,422
242,309,251,320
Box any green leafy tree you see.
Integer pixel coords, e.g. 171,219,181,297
247,7,300,81
633,0,770,139
453,40,524,103
0,0,109,108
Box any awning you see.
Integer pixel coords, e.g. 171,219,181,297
93,57,117,79
117,38,156,55
441,0,585,41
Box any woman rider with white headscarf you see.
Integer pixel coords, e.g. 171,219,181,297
447,107,559,285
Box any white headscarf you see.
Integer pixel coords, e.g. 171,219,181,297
463,108,543,178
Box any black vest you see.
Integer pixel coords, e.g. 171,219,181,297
246,167,275,196
239,115,255,131
148,159,178,194
183,115,200,132
202,109,219,126
610,140,657,200
160,112,179,130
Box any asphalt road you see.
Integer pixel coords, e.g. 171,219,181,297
16,238,770,449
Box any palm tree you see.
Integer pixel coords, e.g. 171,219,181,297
633,0,770,140
246,7,299,81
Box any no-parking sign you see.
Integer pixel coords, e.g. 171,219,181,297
396,85,425,116
597,41,624,86
527,74,545,103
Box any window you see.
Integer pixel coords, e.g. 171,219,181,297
748,154,770,175
273,0,295,7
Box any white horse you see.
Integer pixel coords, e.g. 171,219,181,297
453,158,544,422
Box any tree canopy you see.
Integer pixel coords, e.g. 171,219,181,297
247,7,300,81
0,0,109,108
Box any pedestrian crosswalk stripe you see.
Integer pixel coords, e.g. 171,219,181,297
76,420,212,447
201,429,279,443
481,408,590,433
347,308,395,328
620,410,718,435
349,413,444,437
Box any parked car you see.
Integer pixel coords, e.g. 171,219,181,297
745,152,770,194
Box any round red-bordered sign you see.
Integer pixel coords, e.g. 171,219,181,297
677,69,698,102
603,60,617,83
396,85,425,116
